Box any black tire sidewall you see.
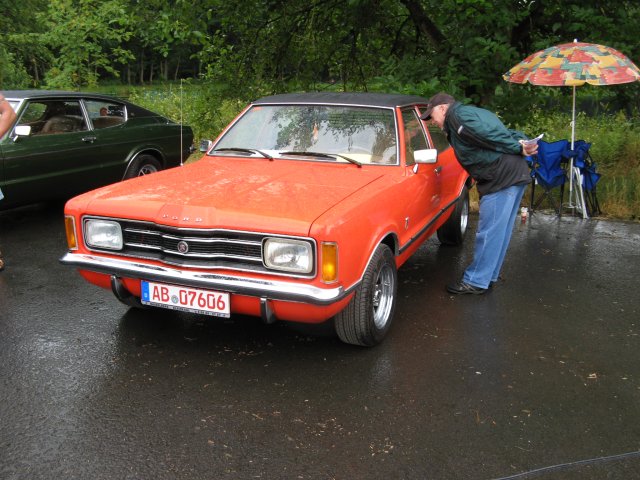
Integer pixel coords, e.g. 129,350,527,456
335,244,397,346
125,154,161,179
437,187,469,246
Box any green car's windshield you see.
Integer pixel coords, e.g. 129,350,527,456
214,105,398,165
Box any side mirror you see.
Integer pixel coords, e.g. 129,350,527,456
199,139,213,153
13,125,32,138
414,148,438,164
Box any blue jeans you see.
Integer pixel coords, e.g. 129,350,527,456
463,184,526,289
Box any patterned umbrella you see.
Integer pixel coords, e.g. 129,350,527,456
503,40,640,217
503,41,640,87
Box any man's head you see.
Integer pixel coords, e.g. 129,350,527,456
420,93,455,128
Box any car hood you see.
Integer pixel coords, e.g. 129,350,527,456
78,157,386,236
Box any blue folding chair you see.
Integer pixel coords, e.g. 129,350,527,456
565,140,602,216
528,139,570,215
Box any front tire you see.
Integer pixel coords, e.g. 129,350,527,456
124,154,162,179
334,244,397,347
437,186,469,246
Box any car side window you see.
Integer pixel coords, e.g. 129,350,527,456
17,102,47,129
401,109,429,166
427,125,450,153
21,100,89,135
85,100,126,129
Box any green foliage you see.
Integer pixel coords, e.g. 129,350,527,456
0,46,32,88
0,0,51,87
127,82,247,146
42,0,135,88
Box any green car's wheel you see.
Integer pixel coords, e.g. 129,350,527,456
125,154,161,179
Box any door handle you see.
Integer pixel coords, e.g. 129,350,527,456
82,136,97,143
434,166,443,175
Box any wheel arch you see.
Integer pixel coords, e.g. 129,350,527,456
346,231,399,293
122,148,166,180
380,232,400,257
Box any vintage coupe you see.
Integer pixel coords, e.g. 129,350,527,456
61,92,471,346
0,90,193,209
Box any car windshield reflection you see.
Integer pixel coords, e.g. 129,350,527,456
214,105,398,165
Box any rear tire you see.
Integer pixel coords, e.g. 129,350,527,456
124,154,162,179
437,187,469,246
334,244,397,347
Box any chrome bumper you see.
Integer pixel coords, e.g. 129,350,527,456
60,253,349,305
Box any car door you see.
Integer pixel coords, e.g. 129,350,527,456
1,98,106,206
397,107,442,244
81,99,147,178
426,123,464,209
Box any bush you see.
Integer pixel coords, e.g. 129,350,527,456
127,82,248,149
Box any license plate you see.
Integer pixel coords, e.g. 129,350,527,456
141,281,231,317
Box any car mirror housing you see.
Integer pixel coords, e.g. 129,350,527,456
413,149,438,164
199,139,213,153
13,125,32,138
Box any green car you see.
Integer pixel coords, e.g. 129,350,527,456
0,90,193,210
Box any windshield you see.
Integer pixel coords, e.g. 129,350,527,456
214,104,398,165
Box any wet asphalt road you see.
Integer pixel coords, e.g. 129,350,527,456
1,202,639,480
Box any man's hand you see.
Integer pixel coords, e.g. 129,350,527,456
519,140,539,156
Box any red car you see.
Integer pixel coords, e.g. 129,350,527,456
61,93,471,346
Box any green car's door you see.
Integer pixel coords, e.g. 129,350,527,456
1,99,107,207
82,99,162,178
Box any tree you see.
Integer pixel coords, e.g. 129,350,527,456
1,0,637,111
0,0,50,87
42,0,135,88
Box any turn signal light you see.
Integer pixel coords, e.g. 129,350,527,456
321,242,338,283
64,215,78,250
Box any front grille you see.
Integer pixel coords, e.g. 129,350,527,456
83,218,316,277
118,221,266,271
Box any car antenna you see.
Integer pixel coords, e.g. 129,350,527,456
180,79,184,166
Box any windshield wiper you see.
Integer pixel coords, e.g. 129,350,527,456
280,151,362,167
211,147,273,160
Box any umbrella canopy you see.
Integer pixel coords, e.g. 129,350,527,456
503,41,640,86
503,41,640,218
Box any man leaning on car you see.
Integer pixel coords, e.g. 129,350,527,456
0,93,18,271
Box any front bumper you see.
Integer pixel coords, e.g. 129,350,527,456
60,253,349,305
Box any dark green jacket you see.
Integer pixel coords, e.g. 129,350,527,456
443,102,527,180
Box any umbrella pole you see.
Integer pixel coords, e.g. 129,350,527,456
568,86,576,206
568,85,589,218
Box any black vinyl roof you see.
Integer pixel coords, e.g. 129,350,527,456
253,92,430,108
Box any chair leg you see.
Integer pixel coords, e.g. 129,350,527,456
532,190,560,214
529,179,536,212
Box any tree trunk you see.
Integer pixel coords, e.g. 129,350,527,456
174,55,181,80
399,0,447,47
139,50,145,84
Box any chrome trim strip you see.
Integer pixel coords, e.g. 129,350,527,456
125,242,162,251
60,253,348,305
398,196,459,255
160,234,261,246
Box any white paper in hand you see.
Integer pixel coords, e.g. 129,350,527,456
523,133,544,146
